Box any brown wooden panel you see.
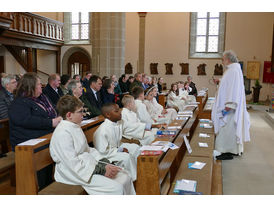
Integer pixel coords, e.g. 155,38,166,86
34,147,54,171
169,156,213,195
0,56,4,73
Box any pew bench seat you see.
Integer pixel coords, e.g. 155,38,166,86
39,182,86,195
0,151,15,186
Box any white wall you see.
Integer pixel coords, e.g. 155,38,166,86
0,45,25,75
125,12,274,101
37,50,56,84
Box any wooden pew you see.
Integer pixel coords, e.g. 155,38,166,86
198,97,215,120
0,118,15,187
197,90,208,117
158,91,168,108
168,119,223,195
15,115,104,195
135,106,199,195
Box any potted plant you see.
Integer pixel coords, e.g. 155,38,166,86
252,79,262,103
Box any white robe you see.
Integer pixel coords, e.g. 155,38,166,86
135,99,155,124
179,88,196,103
121,108,156,145
167,91,186,111
144,98,177,124
93,118,140,181
211,62,250,154
49,120,135,195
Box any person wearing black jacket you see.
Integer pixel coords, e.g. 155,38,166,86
9,73,62,190
42,74,64,108
84,75,103,113
187,75,198,97
118,74,129,93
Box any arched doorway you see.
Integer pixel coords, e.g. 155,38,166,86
68,51,90,78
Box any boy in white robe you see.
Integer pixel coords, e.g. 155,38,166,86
167,83,186,111
131,86,165,128
144,85,177,124
121,95,156,145
177,81,196,104
50,95,135,195
93,102,140,181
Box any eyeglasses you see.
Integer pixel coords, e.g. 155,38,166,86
75,109,84,114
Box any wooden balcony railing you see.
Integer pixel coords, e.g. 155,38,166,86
8,12,63,41
0,12,63,47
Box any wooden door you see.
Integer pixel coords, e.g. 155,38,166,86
68,51,90,78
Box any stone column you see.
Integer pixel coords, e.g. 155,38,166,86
138,12,147,73
91,12,125,77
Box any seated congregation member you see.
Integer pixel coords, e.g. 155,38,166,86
111,75,122,95
68,80,101,118
183,81,196,102
60,74,71,95
187,75,198,97
9,73,61,189
144,86,177,124
167,83,186,112
85,75,103,113
0,74,17,119
73,74,81,81
141,74,149,89
157,77,164,94
126,76,134,91
177,81,196,103
119,74,129,93
9,73,61,149
101,78,115,104
82,72,92,90
93,103,140,181
43,73,64,108
129,72,143,93
50,95,135,195
132,86,164,128
121,95,156,145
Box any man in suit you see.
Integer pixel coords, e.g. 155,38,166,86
84,75,103,114
43,74,64,108
187,75,197,97
129,72,143,93
82,71,92,90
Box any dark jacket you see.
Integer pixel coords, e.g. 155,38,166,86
42,84,63,108
84,87,103,112
101,88,115,104
80,95,101,118
8,97,55,150
189,82,198,96
119,80,129,93
157,83,163,94
82,78,90,90
0,88,14,119
129,80,143,93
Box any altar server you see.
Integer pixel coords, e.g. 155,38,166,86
121,95,156,145
93,102,140,181
50,95,135,194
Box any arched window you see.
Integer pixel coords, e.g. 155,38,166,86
64,12,90,44
189,12,226,58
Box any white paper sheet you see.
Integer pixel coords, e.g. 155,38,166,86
198,142,208,148
18,139,47,146
199,133,210,138
140,145,166,151
81,119,96,126
190,161,206,170
183,135,192,154
174,179,197,192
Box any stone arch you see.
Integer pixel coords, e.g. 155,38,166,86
61,46,92,76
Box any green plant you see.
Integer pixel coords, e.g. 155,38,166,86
255,79,261,87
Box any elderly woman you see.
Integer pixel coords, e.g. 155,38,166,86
67,79,101,118
8,72,61,189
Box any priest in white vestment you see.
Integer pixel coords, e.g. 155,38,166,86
144,86,177,124
50,95,135,195
121,95,156,145
211,50,250,160
93,103,140,181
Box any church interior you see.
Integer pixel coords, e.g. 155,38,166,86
0,9,274,198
